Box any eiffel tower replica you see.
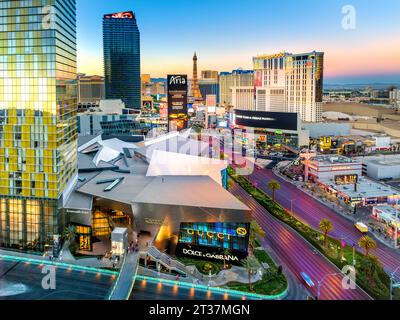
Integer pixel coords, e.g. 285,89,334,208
192,52,203,101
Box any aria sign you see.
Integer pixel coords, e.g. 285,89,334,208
167,74,188,131
169,75,187,86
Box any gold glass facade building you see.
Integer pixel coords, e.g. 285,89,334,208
0,0,77,250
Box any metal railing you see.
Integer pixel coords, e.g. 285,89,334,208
145,246,187,274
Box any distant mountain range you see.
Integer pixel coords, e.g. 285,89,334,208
324,83,400,90
148,78,399,90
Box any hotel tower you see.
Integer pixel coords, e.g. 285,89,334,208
253,51,324,122
0,0,78,250
103,11,141,112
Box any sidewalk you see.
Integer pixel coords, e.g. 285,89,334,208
198,266,263,287
59,240,116,268
274,166,357,219
0,242,115,269
138,264,262,287
109,252,139,300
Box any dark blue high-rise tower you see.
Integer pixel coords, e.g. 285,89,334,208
103,11,141,111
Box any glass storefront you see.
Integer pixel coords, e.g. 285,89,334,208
92,211,111,237
0,0,77,250
0,197,58,251
236,128,300,151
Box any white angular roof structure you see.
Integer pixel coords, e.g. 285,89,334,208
78,135,138,167
93,146,121,166
136,132,209,163
146,149,228,185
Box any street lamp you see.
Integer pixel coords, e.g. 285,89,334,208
395,199,399,249
338,233,355,265
289,199,296,215
157,262,161,277
317,273,340,300
390,266,400,301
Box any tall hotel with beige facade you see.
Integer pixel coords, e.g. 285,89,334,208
253,51,324,122
0,0,77,250
219,69,254,108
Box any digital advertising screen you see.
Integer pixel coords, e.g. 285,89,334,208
176,222,250,265
335,174,359,185
234,109,298,131
167,74,188,131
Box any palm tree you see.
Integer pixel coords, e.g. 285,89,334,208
362,254,380,282
358,236,377,257
241,256,261,291
249,220,266,252
319,219,334,247
63,225,76,243
267,180,281,202
223,249,232,270
225,104,234,114
227,179,235,191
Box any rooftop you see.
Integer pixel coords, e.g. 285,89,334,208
77,171,249,211
373,205,400,226
72,131,249,212
320,176,400,199
359,154,400,167
374,205,398,216
309,155,359,165
369,159,400,167
64,191,93,211
135,133,209,163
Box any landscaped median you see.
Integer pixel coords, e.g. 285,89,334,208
177,248,288,299
135,275,288,301
177,257,224,276
228,166,393,300
224,248,288,297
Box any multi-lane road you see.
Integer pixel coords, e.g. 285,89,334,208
131,277,244,300
213,137,378,299
0,256,240,301
0,258,115,300
231,183,370,300
249,165,400,274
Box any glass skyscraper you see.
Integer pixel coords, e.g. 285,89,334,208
0,0,77,251
103,11,141,112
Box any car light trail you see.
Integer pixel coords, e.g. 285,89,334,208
0,254,119,277
135,275,288,300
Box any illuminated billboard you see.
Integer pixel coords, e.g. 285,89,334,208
254,70,263,87
335,174,358,185
141,99,153,114
320,137,339,151
234,109,298,131
320,137,332,148
176,222,250,265
167,75,188,131
104,11,134,19
75,225,92,252
159,102,168,118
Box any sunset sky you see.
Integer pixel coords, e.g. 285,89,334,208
77,0,400,84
